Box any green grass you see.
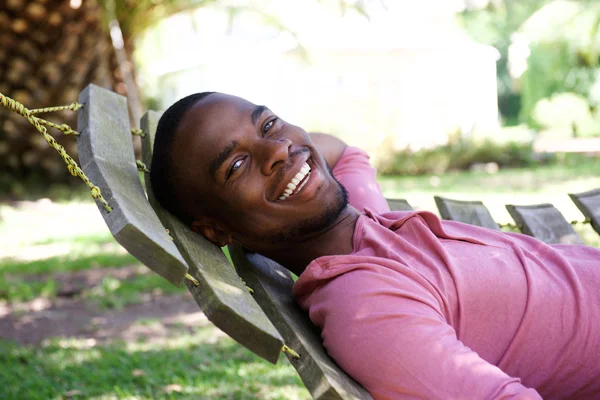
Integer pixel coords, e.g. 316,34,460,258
0,277,57,303
0,327,309,400
379,159,600,195
379,162,600,247
86,275,185,310
0,231,138,303
0,252,137,277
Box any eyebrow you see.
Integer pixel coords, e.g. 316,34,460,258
251,105,268,126
210,140,239,178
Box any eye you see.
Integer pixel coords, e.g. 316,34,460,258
262,117,278,136
226,158,245,180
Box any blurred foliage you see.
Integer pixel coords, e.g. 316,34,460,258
459,0,600,131
103,0,368,42
458,0,553,123
531,92,600,138
520,42,599,129
379,140,544,176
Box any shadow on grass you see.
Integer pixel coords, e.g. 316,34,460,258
0,334,309,400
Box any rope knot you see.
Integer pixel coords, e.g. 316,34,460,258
60,123,79,135
67,164,78,176
91,186,102,198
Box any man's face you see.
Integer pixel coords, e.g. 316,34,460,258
174,93,348,253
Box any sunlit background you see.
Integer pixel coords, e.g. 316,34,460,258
135,0,500,157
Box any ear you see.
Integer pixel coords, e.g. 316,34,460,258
191,217,233,247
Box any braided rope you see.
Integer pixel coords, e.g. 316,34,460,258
185,273,199,286
240,278,254,294
498,222,520,230
0,92,112,212
37,118,79,135
281,344,300,359
499,220,589,230
30,102,83,114
571,219,590,225
136,160,149,173
131,128,146,138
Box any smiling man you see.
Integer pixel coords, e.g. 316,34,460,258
150,92,600,400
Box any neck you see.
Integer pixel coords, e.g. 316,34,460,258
265,206,361,276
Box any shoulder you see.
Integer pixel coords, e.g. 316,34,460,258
309,133,347,168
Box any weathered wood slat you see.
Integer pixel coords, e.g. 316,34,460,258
229,244,373,400
435,196,500,230
505,203,584,245
77,84,188,286
569,188,600,236
386,198,413,212
141,110,284,364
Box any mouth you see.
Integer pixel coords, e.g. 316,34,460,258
277,161,312,201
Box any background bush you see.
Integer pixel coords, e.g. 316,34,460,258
378,140,545,176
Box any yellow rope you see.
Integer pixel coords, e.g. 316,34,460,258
0,92,112,212
240,279,254,294
281,345,300,359
185,273,199,286
570,219,590,225
498,222,520,230
37,118,79,135
131,128,146,138
29,102,83,114
136,160,149,173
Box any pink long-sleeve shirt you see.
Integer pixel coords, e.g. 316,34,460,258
293,147,600,399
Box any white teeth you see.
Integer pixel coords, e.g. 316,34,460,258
277,162,312,201
296,172,310,192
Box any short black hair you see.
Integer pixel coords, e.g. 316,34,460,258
150,92,215,225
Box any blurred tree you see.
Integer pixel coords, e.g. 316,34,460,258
519,0,600,127
1,0,115,189
458,0,554,125
0,0,215,190
459,0,600,129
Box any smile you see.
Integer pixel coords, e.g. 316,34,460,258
278,162,311,201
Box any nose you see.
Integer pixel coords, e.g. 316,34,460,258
258,137,292,176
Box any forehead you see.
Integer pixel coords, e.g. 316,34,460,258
178,93,257,142
174,93,257,169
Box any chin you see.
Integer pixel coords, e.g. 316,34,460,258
266,179,349,244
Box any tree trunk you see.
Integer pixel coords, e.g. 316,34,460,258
0,0,124,193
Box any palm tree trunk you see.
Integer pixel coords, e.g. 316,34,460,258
0,0,121,192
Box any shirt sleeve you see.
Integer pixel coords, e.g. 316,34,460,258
332,146,390,214
308,267,543,400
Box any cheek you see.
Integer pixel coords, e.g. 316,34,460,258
222,183,270,224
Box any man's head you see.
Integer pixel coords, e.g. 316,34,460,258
151,92,348,254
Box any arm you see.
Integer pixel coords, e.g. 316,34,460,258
309,132,347,168
310,132,389,213
312,269,543,400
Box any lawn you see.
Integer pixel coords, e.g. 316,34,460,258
380,159,600,246
0,203,309,399
0,161,599,399
1,334,307,399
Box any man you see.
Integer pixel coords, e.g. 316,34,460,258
150,92,600,400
